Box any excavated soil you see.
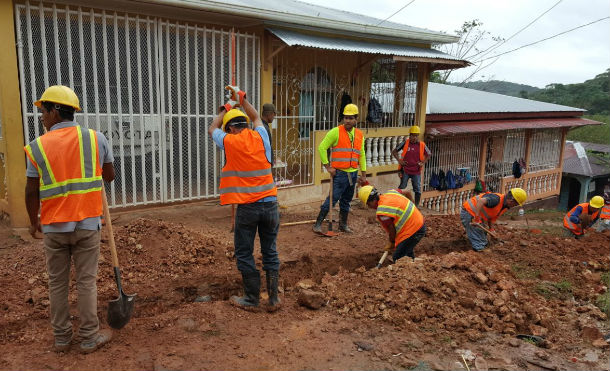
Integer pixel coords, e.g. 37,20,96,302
0,202,609,371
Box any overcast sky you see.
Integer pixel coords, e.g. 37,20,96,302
302,0,610,88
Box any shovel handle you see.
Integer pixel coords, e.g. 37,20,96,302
471,222,499,239
328,175,334,232
101,184,120,268
376,251,389,269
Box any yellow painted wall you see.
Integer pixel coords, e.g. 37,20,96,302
0,0,28,227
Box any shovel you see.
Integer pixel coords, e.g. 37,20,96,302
317,175,339,237
101,185,136,329
471,222,502,243
376,242,394,268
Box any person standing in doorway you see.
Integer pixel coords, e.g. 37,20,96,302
24,85,115,353
208,86,280,312
313,104,367,234
391,126,430,206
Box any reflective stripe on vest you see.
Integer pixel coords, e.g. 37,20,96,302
219,129,277,205
601,205,610,220
25,126,102,201
330,125,363,169
564,203,601,235
462,193,506,222
376,190,423,245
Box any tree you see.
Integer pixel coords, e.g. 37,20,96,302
433,19,504,85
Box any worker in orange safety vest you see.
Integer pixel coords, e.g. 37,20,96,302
564,196,603,238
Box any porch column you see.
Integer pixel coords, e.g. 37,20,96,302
524,130,532,172
0,0,28,227
393,61,405,126
478,135,488,181
415,63,429,135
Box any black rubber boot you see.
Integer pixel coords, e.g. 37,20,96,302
339,210,353,233
414,192,421,207
230,272,260,311
265,270,281,312
312,209,328,233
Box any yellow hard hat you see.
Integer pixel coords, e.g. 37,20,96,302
590,195,604,209
409,126,421,134
510,187,527,206
343,103,358,116
34,85,81,111
222,109,249,132
358,185,374,205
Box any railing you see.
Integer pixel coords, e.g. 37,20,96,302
500,167,562,201
421,184,476,215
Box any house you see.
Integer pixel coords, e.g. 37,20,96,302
0,0,470,227
560,141,610,210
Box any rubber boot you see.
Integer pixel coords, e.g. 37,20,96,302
312,209,328,233
230,272,260,311
414,192,421,207
265,270,281,312
339,210,353,233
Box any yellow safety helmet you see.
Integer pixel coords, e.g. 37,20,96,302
589,195,604,209
358,185,375,205
510,187,527,206
343,103,359,116
222,109,250,132
34,85,81,111
409,126,421,134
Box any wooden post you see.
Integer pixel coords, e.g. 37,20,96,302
478,135,488,181
556,128,568,192
393,61,405,126
415,63,429,133
524,130,532,172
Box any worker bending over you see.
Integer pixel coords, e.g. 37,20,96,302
460,188,527,251
595,193,610,232
208,86,280,312
358,185,426,262
563,195,603,239
313,104,367,234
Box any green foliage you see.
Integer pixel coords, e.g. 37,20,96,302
596,272,610,316
535,279,573,300
512,264,542,280
567,115,610,144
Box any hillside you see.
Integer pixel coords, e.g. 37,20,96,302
457,80,541,97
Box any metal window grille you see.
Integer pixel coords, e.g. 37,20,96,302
16,2,259,207
501,130,526,175
422,135,481,192
529,129,562,172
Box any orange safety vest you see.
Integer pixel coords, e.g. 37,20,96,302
398,139,426,171
462,193,507,223
376,190,425,247
563,203,601,235
219,129,277,205
24,126,103,225
330,125,363,169
601,205,610,220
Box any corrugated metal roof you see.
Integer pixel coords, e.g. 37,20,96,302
579,142,610,153
427,118,598,136
268,28,466,63
563,141,610,177
427,83,584,114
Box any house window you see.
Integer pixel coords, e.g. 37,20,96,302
299,67,335,139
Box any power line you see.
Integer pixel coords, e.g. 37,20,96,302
474,16,610,63
472,0,563,60
375,0,416,26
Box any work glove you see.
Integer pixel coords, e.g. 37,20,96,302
225,85,246,106
219,99,238,113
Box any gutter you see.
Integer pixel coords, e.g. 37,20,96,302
131,0,460,44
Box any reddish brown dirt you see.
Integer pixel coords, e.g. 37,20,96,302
1,203,609,370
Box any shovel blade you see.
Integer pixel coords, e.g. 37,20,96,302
107,291,136,329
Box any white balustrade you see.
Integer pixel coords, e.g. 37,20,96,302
385,137,392,165
365,138,372,169
378,137,386,166
391,136,398,164
372,138,379,167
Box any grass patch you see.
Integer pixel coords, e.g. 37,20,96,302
535,279,573,300
595,272,610,316
512,264,542,280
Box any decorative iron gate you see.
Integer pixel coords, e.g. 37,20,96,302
15,1,259,207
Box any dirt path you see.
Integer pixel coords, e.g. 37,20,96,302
1,202,608,370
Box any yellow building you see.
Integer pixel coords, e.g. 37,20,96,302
0,0,470,227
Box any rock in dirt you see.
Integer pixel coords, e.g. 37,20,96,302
194,295,212,303
592,339,610,349
353,341,374,351
296,279,316,290
582,326,603,342
297,289,325,309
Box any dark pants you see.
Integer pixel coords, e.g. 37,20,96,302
234,201,280,273
320,170,358,213
398,172,421,194
393,224,426,261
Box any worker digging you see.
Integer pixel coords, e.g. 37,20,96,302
563,195,604,239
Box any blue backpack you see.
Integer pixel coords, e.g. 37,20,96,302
446,170,456,189
429,171,440,189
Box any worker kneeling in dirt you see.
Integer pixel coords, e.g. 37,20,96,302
460,188,526,251
209,86,280,312
358,185,426,262
594,193,610,232
563,195,604,239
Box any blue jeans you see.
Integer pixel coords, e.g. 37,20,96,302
320,170,358,213
399,172,421,194
393,224,426,261
460,208,487,251
234,201,280,273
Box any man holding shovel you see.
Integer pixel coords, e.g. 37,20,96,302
460,188,527,251
563,195,604,238
313,104,367,234
24,85,115,353
209,86,280,312
358,185,425,263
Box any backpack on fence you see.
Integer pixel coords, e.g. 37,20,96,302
459,168,472,183
474,178,484,193
512,160,522,179
437,170,447,191
429,171,440,190
366,97,383,124
446,170,456,189
455,171,464,189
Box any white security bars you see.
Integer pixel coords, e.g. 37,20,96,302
16,2,259,207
